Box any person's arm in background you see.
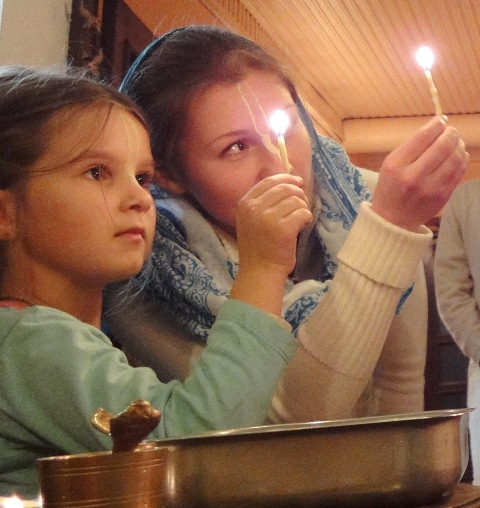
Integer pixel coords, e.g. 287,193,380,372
434,182,480,364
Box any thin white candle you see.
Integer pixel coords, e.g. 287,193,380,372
415,46,442,116
269,110,291,172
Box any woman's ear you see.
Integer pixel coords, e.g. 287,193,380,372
0,190,16,240
153,170,187,195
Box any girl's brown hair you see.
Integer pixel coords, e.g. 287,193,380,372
0,65,146,190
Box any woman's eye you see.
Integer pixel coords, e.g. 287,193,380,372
284,114,300,138
222,140,248,159
136,172,154,188
86,165,105,181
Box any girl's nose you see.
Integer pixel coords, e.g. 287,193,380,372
122,178,154,212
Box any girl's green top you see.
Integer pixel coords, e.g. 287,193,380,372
0,299,296,498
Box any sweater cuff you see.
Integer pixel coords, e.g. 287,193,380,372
338,202,433,289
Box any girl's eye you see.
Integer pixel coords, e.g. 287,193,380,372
86,165,106,181
136,172,154,189
221,140,248,159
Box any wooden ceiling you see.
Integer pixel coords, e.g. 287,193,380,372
220,1,480,119
125,0,480,166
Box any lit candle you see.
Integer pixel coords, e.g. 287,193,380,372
1,496,23,508
0,495,42,507
415,46,442,116
269,110,291,172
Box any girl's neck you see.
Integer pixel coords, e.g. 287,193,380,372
0,296,32,309
0,281,104,327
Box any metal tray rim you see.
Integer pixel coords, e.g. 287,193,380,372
37,407,473,464
148,407,474,444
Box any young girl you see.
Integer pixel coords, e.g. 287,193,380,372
106,25,469,423
0,66,310,498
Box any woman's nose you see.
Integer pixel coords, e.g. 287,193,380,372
259,143,289,179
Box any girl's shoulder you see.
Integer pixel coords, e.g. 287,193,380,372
0,303,61,320
0,305,109,347
1,303,74,319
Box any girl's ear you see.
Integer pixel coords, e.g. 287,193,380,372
0,190,16,240
153,170,187,195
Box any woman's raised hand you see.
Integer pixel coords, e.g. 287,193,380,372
230,174,312,315
372,116,469,231
236,174,313,277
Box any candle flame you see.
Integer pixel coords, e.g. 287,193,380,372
415,46,435,71
2,496,23,508
269,110,290,136
0,495,43,507
415,46,442,115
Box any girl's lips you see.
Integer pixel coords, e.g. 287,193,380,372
116,227,146,239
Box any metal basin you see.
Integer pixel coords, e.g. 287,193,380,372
37,408,472,507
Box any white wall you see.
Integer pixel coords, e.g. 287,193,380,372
0,0,72,66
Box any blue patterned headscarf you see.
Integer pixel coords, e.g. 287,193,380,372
120,27,372,340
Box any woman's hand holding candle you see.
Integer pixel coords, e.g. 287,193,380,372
232,173,312,315
372,116,468,231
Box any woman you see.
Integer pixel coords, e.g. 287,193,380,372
106,25,468,423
